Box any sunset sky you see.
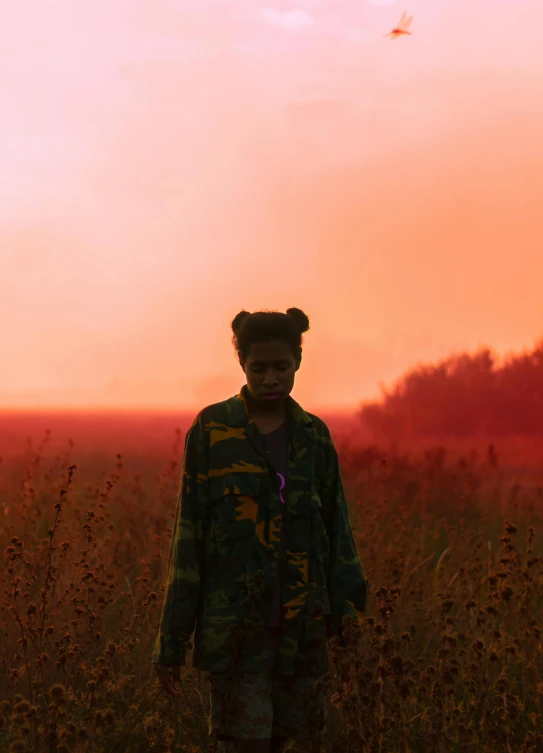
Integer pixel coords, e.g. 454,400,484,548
1,0,542,413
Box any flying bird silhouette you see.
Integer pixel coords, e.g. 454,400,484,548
384,11,413,40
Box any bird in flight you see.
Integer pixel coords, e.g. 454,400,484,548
384,11,413,40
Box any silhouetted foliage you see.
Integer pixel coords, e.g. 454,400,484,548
358,339,543,444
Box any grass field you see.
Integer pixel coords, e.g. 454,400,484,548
1,412,542,752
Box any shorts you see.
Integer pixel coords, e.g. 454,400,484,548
208,626,326,741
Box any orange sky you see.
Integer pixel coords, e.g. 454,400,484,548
1,0,542,413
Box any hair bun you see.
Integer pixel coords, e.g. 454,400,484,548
231,310,251,334
286,308,310,334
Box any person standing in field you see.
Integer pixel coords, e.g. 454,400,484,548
152,308,368,753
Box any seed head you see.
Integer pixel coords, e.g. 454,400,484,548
49,684,65,700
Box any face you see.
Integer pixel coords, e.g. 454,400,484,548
240,339,300,413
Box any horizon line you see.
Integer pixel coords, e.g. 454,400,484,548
0,403,362,416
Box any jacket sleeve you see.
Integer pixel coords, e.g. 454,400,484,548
151,411,209,665
321,429,367,638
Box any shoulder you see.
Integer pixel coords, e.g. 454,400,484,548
305,411,335,449
306,411,329,433
187,396,236,431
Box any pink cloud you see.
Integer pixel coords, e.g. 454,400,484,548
260,7,315,30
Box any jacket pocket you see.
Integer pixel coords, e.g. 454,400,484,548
200,583,245,609
195,588,243,664
209,473,261,501
205,474,262,583
208,474,262,535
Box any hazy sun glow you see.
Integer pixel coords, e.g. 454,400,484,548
1,0,542,413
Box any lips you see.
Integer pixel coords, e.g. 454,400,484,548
263,393,281,399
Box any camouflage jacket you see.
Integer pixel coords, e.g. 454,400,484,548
152,385,367,676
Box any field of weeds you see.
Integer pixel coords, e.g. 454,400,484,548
1,421,542,753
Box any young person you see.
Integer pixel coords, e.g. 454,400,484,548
152,308,368,753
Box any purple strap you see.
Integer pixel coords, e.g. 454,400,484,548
276,472,286,504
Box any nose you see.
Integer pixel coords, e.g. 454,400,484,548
262,369,280,386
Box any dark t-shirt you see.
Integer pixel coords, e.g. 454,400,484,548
258,421,289,627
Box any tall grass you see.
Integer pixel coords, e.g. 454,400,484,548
1,429,542,752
